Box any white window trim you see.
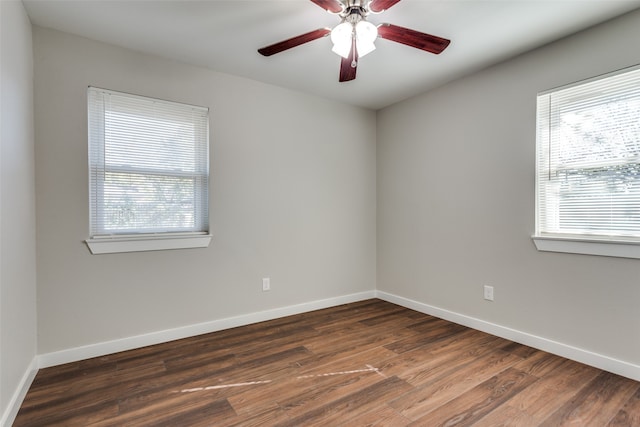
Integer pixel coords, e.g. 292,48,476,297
532,235,640,259
87,87,210,254
534,64,640,259
86,233,212,255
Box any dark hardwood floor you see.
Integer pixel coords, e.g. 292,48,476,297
14,299,640,426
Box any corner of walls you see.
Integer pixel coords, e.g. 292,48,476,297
375,8,640,381
0,359,37,427
33,26,377,359
0,0,38,425
376,291,640,382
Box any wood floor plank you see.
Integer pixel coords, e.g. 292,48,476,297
389,350,522,420
347,403,412,426
357,306,416,325
271,369,385,419
163,351,237,374
541,371,639,426
405,316,454,332
232,327,321,363
385,322,470,354
13,299,640,426
115,346,311,416
471,403,540,427
381,331,507,388
301,320,419,356
499,342,540,359
275,376,414,426
510,349,568,378
12,398,119,427
293,346,396,382
92,396,237,427
15,361,167,424
499,358,601,424
609,386,640,427
423,329,504,361
407,367,539,426
306,300,401,332
227,405,292,427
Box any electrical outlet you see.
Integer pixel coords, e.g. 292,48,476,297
484,285,494,301
262,278,270,292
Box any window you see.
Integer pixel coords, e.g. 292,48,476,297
86,87,211,254
534,65,640,258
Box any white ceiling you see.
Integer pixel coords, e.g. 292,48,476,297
23,0,640,110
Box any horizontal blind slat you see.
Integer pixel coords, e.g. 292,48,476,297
88,87,209,237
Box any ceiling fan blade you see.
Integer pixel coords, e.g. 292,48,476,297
339,40,358,82
377,23,450,54
339,56,357,82
258,28,331,56
369,0,402,13
310,0,343,13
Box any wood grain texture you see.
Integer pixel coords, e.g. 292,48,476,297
14,299,640,426
339,44,358,83
377,24,451,55
609,386,640,426
369,0,403,13
258,28,331,57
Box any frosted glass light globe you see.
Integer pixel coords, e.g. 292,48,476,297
331,22,354,58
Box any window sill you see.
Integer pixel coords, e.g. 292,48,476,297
85,234,212,254
532,235,640,259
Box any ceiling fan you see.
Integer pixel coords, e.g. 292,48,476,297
258,0,451,82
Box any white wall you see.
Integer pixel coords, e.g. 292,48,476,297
33,27,376,355
0,0,38,423
377,9,640,370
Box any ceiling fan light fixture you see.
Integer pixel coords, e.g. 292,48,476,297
330,21,353,58
257,0,451,83
355,20,377,57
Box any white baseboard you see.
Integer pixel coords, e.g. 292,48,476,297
38,290,376,369
1,357,38,427
376,290,640,382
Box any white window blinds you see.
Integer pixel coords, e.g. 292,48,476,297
88,87,209,238
536,66,640,241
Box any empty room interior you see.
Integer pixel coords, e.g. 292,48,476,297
3,0,640,425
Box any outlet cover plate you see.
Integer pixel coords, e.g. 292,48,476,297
484,285,494,301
